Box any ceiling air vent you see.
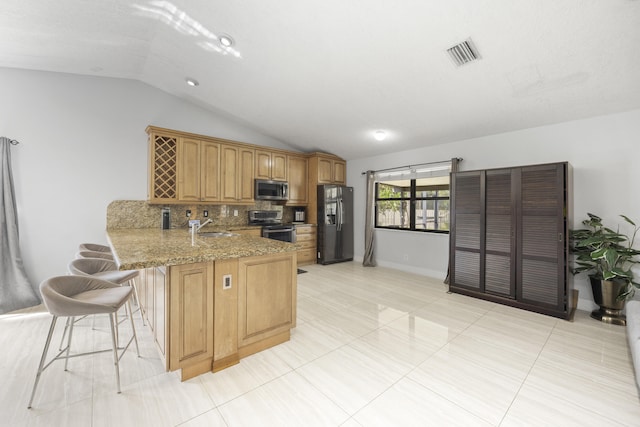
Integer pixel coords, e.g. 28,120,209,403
447,38,480,67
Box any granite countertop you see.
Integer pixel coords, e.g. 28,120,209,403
107,228,296,270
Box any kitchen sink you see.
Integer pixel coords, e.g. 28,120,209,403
199,232,238,238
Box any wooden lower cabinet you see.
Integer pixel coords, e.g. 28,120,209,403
295,224,317,265
169,262,214,374
238,252,297,352
213,259,239,372
139,252,296,380
139,267,168,368
154,267,167,362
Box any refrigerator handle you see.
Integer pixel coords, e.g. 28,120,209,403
337,198,342,231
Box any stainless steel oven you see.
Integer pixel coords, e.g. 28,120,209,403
248,210,297,243
262,224,296,243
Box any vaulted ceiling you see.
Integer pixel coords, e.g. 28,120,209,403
2,0,639,159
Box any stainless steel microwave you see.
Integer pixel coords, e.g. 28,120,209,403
255,179,289,201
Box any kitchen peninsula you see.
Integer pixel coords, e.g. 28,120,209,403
107,228,297,380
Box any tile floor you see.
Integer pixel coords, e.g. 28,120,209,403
1,262,639,426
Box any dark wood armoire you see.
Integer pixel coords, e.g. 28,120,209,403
449,162,573,319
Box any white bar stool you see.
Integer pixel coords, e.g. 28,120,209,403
28,275,139,408
68,258,144,326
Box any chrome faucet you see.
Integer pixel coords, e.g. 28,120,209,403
196,218,213,231
191,218,213,245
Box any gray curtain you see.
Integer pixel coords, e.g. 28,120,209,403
1,137,40,314
444,157,461,285
363,170,376,267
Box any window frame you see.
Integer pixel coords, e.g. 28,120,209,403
374,179,450,234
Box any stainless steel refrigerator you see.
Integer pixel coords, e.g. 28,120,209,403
317,185,354,264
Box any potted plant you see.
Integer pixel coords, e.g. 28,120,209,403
570,213,640,325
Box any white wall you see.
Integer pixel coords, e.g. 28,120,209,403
1,68,293,294
347,109,640,311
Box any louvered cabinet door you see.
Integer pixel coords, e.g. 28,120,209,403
451,171,482,290
485,170,515,298
517,163,567,311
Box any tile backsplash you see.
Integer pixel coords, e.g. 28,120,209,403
107,200,294,229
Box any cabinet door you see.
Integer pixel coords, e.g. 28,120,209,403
485,170,515,297
517,163,566,310
238,148,255,202
220,145,239,202
177,138,201,201
333,160,346,184
238,253,296,347
317,158,333,183
271,153,288,181
148,133,178,203
287,155,308,205
451,171,482,290
154,267,167,363
255,150,286,181
200,141,220,201
255,150,272,180
221,146,254,203
213,259,239,371
143,268,154,334
169,262,214,370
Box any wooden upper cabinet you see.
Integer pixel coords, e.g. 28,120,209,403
147,126,344,207
255,150,287,181
317,157,333,183
307,153,347,224
315,155,346,184
286,155,308,205
177,138,201,201
148,130,179,203
201,141,221,201
221,144,254,203
177,138,220,202
239,148,255,202
333,160,346,184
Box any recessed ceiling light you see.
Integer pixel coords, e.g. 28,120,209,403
374,130,387,141
219,34,234,47
185,78,199,87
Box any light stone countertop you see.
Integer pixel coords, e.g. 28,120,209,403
107,228,296,270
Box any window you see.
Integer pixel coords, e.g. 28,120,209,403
375,175,450,233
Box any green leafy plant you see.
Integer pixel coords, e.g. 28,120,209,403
570,213,640,300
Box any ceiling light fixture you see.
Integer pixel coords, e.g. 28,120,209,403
374,130,387,141
219,34,234,47
185,78,199,87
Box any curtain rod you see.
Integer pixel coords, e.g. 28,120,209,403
360,157,462,175
2,137,20,145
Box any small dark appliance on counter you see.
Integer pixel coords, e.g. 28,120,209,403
162,207,171,229
293,207,306,223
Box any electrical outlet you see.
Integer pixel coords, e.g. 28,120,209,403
233,209,238,217
203,210,208,217
186,209,191,218
222,274,232,289
402,254,409,261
